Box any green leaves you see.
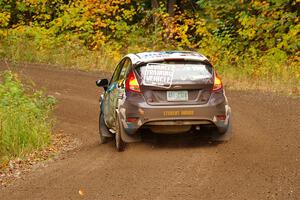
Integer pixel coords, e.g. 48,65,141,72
0,0,298,90
0,71,56,159
196,0,207,9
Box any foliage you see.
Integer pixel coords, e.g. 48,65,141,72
0,71,56,162
0,0,299,91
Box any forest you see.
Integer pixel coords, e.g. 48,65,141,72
0,0,299,92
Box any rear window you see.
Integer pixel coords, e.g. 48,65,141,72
136,61,213,88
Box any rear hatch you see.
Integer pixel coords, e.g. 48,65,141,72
135,60,214,105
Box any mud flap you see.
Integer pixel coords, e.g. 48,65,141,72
211,120,232,142
212,106,232,142
116,110,141,143
99,113,113,138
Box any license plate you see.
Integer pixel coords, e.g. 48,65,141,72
167,91,188,101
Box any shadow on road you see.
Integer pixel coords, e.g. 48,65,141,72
140,130,223,149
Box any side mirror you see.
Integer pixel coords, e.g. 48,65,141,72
96,79,108,90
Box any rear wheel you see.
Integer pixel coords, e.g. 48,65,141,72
115,116,125,151
99,113,111,144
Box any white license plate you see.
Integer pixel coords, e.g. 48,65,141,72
167,91,188,101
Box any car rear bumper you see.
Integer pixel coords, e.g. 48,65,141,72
118,93,231,134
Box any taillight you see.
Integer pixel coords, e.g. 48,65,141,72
212,73,223,92
126,71,141,93
216,115,226,121
126,117,139,123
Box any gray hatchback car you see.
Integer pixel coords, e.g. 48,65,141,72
96,51,232,151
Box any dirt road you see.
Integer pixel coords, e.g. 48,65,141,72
0,64,299,200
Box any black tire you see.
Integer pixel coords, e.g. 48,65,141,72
115,116,125,152
99,113,110,144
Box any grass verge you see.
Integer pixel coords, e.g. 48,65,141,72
0,71,56,164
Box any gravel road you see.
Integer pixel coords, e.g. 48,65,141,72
0,64,299,200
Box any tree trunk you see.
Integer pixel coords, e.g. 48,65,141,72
151,0,159,9
168,0,176,17
9,0,18,26
151,0,159,43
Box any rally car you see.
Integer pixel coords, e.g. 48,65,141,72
96,51,232,151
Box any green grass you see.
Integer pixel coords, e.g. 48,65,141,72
0,71,56,164
211,51,300,97
0,28,119,71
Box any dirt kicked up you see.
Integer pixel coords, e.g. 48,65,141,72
0,63,299,200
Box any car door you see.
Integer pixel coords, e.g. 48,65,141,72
103,60,124,128
103,58,131,128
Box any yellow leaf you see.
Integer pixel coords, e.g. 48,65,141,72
78,189,84,196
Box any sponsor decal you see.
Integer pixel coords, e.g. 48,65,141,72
163,110,194,116
141,63,212,88
142,63,175,88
